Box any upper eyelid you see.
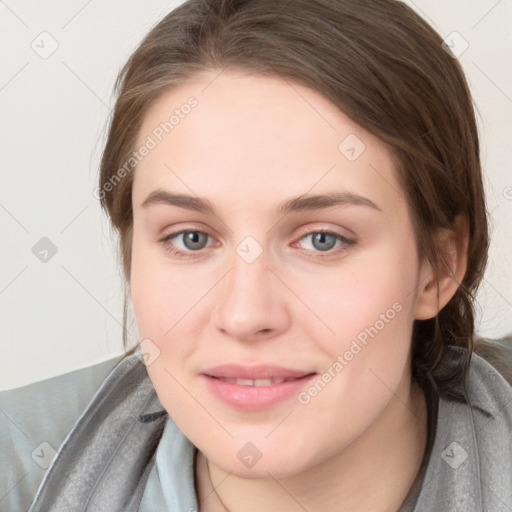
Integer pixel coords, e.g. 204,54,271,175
161,229,214,245
294,225,354,239
160,221,355,239
162,227,353,250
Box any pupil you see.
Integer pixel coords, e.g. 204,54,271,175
313,233,336,251
185,232,205,250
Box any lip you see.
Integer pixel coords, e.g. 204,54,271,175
202,365,316,410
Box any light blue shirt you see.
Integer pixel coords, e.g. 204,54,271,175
138,414,198,512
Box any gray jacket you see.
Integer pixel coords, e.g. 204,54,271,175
27,348,512,511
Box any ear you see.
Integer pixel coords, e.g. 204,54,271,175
414,215,469,320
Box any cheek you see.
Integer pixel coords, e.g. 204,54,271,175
130,231,194,337
129,232,221,381
292,240,420,351
289,240,420,418
129,240,206,420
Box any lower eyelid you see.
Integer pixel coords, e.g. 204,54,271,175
296,231,353,245
160,229,354,256
293,235,353,254
166,231,214,248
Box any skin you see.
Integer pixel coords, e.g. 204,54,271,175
129,69,467,511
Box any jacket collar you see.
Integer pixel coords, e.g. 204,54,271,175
29,354,166,512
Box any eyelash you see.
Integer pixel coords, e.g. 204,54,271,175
159,228,355,260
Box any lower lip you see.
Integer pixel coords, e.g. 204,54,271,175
203,374,316,410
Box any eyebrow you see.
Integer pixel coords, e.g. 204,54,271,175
141,189,381,215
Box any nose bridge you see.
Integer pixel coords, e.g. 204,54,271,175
224,241,271,308
212,238,289,339
224,231,269,292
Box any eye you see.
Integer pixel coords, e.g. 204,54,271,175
294,229,355,256
160,230,215,258
159,228,355,259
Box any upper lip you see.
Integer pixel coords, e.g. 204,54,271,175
203,365,314,380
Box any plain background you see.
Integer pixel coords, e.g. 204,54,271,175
1,0,511,389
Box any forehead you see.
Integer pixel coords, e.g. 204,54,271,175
132,70,404,215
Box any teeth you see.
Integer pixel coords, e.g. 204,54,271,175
253,379,275,386
238,378,256,386
218,377,289,386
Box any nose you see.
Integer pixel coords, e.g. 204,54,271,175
211,246,291,343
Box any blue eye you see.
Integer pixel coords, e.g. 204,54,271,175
302,232,338,251
177,231,209,250
162,231,212,256
295,230,354,256
159,229,354,259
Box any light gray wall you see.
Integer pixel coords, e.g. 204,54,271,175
1,0,511,389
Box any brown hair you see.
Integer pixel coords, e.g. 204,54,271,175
99,0,490,399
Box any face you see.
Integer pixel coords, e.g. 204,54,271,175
130,69,428,479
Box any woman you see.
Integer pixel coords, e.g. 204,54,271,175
27,0,512,510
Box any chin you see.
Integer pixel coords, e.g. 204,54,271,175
204,438,319,480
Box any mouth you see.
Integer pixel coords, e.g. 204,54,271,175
202,365,316,410
211,376,307,386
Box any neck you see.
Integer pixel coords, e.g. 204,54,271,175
195,381,428,512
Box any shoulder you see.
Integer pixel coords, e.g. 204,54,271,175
473,335,512,387
466,342,512,414
413,345,512,511
0,356,121,512
27,353,167,511
464,346,512,478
